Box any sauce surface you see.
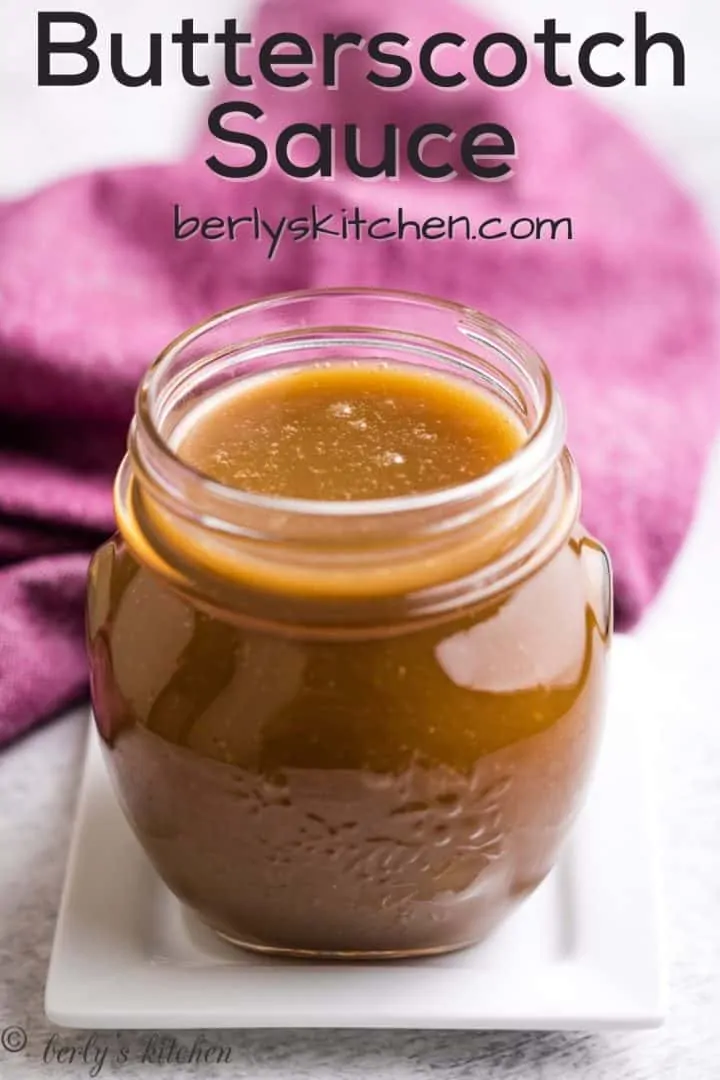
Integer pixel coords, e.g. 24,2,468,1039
176,363,524,501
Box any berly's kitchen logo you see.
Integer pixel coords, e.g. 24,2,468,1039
2,1026,233,1077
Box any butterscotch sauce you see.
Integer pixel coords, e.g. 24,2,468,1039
89,357,608,958
175,362,525,500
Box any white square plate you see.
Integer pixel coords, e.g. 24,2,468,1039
45,636,664,1031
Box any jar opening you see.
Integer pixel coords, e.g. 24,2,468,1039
133,289,564,528
116,289,579,624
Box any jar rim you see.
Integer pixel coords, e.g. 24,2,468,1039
133,287,566,524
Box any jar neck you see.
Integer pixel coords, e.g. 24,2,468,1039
114,289,580,630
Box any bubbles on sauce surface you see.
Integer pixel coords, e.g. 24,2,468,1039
177,360,525,501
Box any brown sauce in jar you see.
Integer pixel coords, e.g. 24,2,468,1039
177,362,523,500
89,360,607,957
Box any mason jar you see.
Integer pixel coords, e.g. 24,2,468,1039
87,288,612,959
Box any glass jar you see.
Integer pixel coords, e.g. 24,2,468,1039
87,289,612,959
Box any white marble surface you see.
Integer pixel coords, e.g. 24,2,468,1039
1,0,720,1076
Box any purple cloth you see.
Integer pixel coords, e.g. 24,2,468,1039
1,0,719,746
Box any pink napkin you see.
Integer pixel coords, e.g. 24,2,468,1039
1,0,719,746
